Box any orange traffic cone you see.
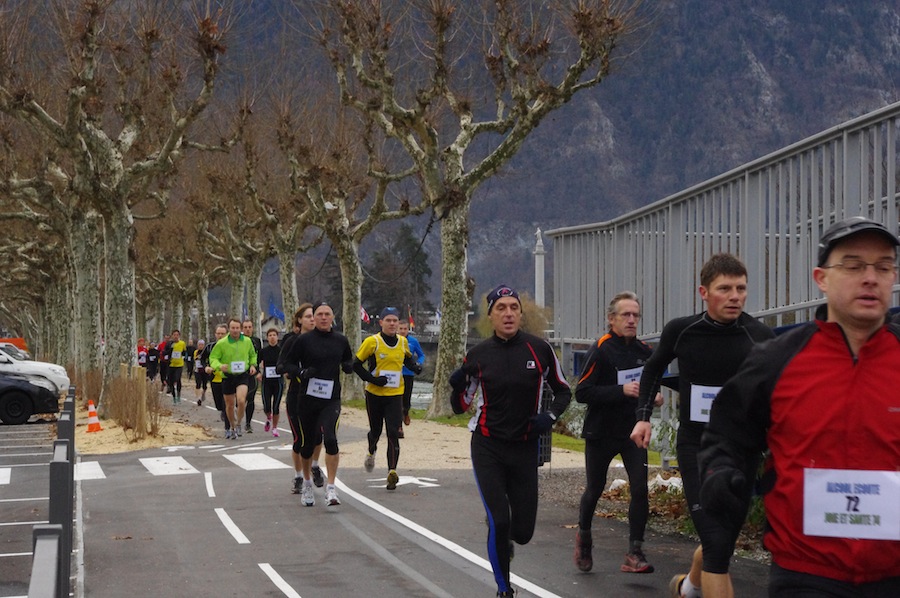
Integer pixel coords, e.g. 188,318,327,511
86,400,103,433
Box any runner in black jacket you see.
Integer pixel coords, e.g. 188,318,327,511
450,285,571,598
574,291,660,574
630,254,774,598
279,302,353,507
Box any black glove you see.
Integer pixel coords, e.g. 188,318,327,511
298,367,317,381
529,412,556,434
449,368,467,392
341,361,353,374
372,375,389,387
700,467,748,531
411,362,423,375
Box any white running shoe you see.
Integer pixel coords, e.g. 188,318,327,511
364,453,375,472
301,483,315,507
325,487,341,506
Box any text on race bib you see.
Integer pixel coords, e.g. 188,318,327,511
690,384,721,423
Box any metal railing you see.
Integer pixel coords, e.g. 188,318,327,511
28,385,75,598
547,101,900,372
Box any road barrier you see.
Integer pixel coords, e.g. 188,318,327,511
28,385,75,598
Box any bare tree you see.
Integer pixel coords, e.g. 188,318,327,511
314,0,643,415
275,91,426,354
0,1,231,398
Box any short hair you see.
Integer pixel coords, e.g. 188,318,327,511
171,329,180,335
700,253,747,288
266,327,279,336
227,318,242,327
242,319,253,326
606,291,640,320
398,319,410,326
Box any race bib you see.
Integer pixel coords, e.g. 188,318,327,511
230,361,247,374
171,351,182,360
138,355,147,364
689,384,721,423
617,366,643,385
379,370,402,388
307,377,334,399
265,366,278,378
803,468,900,540
195,361,203,371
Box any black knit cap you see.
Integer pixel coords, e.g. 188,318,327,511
486,284,520,314
311,301,332,314
817,217,899,266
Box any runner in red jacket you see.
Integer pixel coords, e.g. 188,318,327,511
700,217,900,596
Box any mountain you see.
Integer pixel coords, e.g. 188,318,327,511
463,0,900,305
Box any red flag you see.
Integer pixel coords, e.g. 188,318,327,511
360,305,370,323
408,305,415,330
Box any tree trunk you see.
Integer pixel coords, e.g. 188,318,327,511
247,258,263,325
278,247,298,316
196,274,210,341
229,268,245,320
428,205,470,418
70,209,104,387
135,300,147,341
101,210,137,405
333,236,364,400
173,301,184,336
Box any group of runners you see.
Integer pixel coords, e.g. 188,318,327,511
137,330,192,402
451,216,899,598
138,303,424,509
129,215,899,598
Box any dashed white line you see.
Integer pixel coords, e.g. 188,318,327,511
214,508,250,544
205,472,215,498
259,563,302,598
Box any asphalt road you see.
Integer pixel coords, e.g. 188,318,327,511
2,385,771,597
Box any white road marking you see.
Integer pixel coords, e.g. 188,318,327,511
214,508,249,544
0,468,9,484
139,456,200,476
224,453,291,471
334,476,564,598
205,472,215,498
259,563,302,598
74,461,105,481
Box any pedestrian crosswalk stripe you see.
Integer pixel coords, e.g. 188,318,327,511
139,456,200,476
75,461,106,481
223,453,291,471
0,468,9,485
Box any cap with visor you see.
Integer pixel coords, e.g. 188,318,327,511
817,217,900,267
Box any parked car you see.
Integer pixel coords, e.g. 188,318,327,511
0,372,60,424
0,343,31,360
0,351,69,395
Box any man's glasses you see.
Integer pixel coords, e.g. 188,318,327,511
821,258,898,276
616,311,641,319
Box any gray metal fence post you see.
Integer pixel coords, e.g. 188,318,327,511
48,440,72,598
29,524,62,598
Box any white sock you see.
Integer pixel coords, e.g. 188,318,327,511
294,472,302,479
326,484,335,491
681,576,701,598
312,460,319,468
303,479,312,487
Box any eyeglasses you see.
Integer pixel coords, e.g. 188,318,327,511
821,258,898,276
616,311,642,319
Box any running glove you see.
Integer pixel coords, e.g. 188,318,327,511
529,412,556,434
700,466,748,531
372,375,389,386
298,367,317,381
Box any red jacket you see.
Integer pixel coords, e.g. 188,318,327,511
701,321,900,584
